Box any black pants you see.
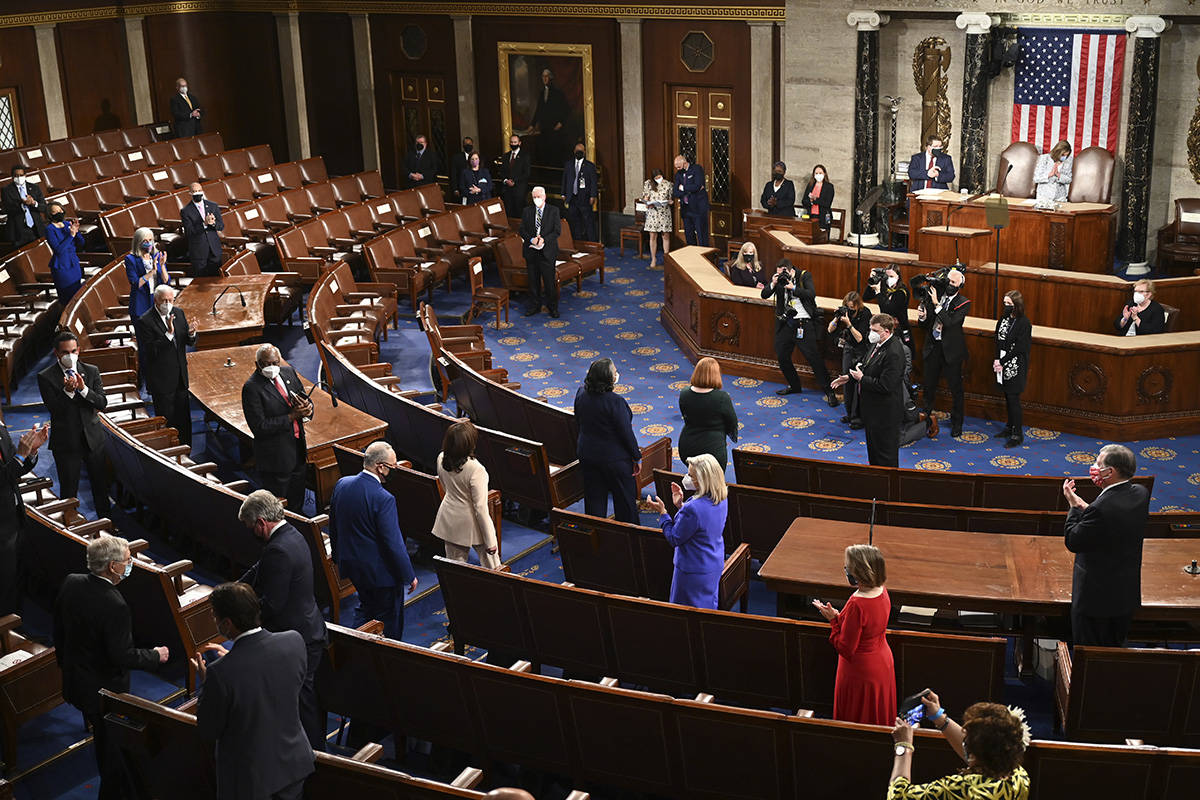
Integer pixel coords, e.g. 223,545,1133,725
189,249,221,278
864,419,901,467
12,224,38,248
55,445,111,517
1004,391,1023,435
922,342,964,429
151,386,193,446
0,520,21,616
682,209,709,247
841,347,864,419
525,252,558,314
500,186,524,218
582,459,638,524
260,439,307,514
301,638,327,751
774,320,830,392
564,198,597,242
85,709,131,800
1071,607,1131,647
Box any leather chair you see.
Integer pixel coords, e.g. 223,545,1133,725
1156,198,1200,276
1067,146,1114,204
996,142,1039,198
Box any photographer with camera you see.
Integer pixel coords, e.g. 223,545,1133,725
864,264,911,347
916,267,970,438
761,258,837,405
826,291,871,427
832,314,905,466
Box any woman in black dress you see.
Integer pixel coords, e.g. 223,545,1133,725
800,164,834,233
1114,278,1167,336
727,241,766,288
993,290,1032,448
678,357,739,471
574,358,642,523
826,291,871,428
863,263,911,347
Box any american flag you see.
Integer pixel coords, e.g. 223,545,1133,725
1011,28,1126,154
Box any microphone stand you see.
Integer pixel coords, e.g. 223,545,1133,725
210,284,247,315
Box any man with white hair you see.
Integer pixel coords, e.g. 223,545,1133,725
170,77,203,137
54,534,169,799
917,267,970,438
242,343,312,512
136,284,198,444
519,186,562,318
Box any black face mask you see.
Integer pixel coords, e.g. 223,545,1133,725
192,193,203,203
773,172,784,180
463,144,473,154
574,150,585,160
931,148,943,157
946,285,959,296
743,252,754,263
50,211,65,222
1004,303,1014,314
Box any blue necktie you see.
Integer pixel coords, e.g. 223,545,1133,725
18,185,33,229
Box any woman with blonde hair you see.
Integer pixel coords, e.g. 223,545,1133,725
677,357,738,470
728,240,766,288
124,227,170,320
645,453,728,609
813,544,897,725
432,419,500,568
1033,139,1072,203
1115,278,1166,336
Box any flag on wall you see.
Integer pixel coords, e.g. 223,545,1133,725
1011,28,1126,154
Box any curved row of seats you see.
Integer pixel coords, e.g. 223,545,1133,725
23,132,225,195
0,123,170,180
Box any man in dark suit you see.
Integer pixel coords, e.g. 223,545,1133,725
561,142,598,242
238,489,328,750
170,77,203,137
918,268,970,437
37,331,112,517
2,165,48,247
1,413,48,616
761,259,838,406
241,344,312,513
54,534,170,799
1062,445,1149,647
907,135,955,190
672,153,710,246
330,442,417,640
499,134,531,218
532,68,569,167
449,136,475,202
403,133,439,188
193,582,315,800
834,314,905,466
136,285,197,445
519,186,561,319
180,181,225,277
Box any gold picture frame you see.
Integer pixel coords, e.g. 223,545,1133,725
498,41,595,169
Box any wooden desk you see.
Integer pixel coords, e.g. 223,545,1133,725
908,190,1116,273
187,345,387,504
759,518,1200,621
743,209,827,247
176,274,274,349
661,245,1200,437
918,226,992,267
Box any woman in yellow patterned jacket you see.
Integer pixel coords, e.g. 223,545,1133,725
888,690,1030,799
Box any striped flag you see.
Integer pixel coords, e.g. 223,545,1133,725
1011,28,1126,154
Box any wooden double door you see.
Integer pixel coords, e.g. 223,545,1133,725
670,85,734,244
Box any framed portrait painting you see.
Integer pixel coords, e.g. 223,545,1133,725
498,42,595,170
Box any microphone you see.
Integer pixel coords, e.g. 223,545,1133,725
210,284,247,315
996,162,1013,197
295,379,339,408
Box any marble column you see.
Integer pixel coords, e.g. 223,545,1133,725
1119,16,1170,274
452,16,479,145
618,18,644,215
847,11,888,241
274,12,311,161
749,21,774,189
352,15,380,171
956,13,996,194
123,16,154,126
34,24,68,140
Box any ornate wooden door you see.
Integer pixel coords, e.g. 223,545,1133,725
670,85,734,244
389,72,449,186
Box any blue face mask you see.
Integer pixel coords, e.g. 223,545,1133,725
122,559,133,579
141,241,153,251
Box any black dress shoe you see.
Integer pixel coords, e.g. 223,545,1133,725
840,415,851,424
848,418,865,430
1005,435,1024,448
776,387,801,396
522,305,540,317
951,426,963,437
825,391,840,407
549,310,560,319
993,427,1013,439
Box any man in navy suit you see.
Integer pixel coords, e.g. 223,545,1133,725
519,186,562,319
1,411,47,616
194,582,315,800
907,135,955,190
561,142,598,242
136,285,197,445
242,344,312,513
672,154,710,246
238,490,328,750
1062,445,1149,647
330,442,417,641
403,133,439,188
181,182,224,277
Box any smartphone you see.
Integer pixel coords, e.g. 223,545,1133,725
898,689,929,726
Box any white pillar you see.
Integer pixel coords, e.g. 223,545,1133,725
34,23,68,140
351,14,380,171
748,21,774,188
452,15,479,146
618,18,644,215
123,15,154,126
274,12,311,160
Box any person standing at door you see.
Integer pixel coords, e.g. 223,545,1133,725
672,154,710,247
561,143,598,242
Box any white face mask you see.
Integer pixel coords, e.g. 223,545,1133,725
612,371,620,385
179,87,188,95
261,364,281,381
158,302,172,317
533,197,545,209
886,276,898,288
59,352,78,371
814,173,824,182
655,176,664,184
1133,292,1146,305
682,474,696,491
14,176,25,187
868,330,882,344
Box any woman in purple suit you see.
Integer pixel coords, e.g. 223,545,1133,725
645,453,729,609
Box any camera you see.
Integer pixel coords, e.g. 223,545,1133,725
834,305,850,319
868,267,888,286
910,267,951,300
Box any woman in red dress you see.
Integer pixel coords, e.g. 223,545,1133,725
813,544,896,725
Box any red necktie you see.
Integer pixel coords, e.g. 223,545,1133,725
275,377,300,438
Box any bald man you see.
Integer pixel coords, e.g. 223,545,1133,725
180,181,224,277
917,268,970,437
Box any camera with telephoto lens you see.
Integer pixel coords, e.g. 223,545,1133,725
834,305,850,320
868,267,888,286
910,267,951,300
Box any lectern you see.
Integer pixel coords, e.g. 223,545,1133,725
918,226,992,267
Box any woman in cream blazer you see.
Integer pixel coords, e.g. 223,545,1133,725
432,420,500,569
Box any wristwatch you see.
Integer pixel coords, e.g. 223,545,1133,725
894,742,914,757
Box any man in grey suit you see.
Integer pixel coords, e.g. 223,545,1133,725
194,582,314,800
